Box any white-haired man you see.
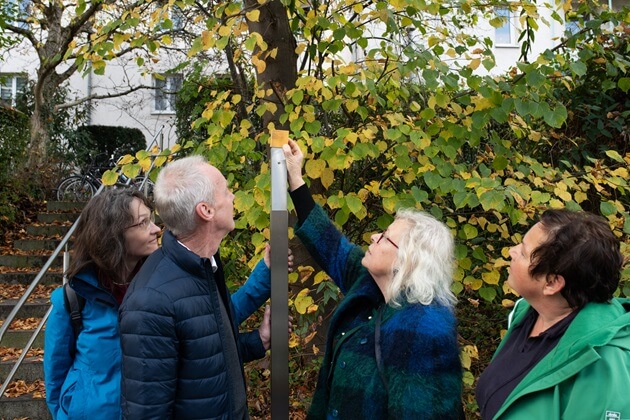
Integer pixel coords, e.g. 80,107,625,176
120,155,270,419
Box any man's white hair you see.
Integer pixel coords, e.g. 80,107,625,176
154,155,215,237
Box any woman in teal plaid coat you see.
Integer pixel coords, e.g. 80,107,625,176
283,139,463,419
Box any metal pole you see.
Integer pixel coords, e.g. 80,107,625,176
270,130,289,419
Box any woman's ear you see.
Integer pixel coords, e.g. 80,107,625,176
543,274,566,296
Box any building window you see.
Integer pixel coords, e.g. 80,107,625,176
564,11,589,36
3,0,30,29
495,6,519,47
0,74,27,107
154,74,182,113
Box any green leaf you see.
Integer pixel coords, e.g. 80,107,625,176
543,104,567,128
605,150,624,163
423,171,442,191
460,224,478,240
570,61,587,76
600,201,617,217
492,155,509,171
479,287,497,302
479,190,505,211
618,77,630,93
345,194,363,216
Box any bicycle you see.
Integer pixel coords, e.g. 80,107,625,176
55,153,154,202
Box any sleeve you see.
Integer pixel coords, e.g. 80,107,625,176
237,330,266,363
382,308,463,419
289,184,316,223
231,259,270,325
119,288,178,419
293,203,366,294
44,288,75,419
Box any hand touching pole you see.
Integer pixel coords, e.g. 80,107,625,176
270,129,289,418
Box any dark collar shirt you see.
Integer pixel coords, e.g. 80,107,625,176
476,307,579,419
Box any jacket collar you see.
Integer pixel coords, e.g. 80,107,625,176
161,230,218,279
70,267,118,307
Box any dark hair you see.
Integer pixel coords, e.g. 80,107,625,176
529,209,623,308
66,187,152,291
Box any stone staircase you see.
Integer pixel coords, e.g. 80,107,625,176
0,201,83,420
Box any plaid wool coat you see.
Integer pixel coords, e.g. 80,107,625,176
295,203,463,419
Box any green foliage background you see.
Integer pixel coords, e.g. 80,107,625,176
107,0,629,415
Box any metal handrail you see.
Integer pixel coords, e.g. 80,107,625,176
0,125,165,398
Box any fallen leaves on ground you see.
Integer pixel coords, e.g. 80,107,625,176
1,379,46,399
0,347,44,362
0,318,43,330
0,284,54,302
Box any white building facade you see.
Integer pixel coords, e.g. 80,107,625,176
1,0,626,149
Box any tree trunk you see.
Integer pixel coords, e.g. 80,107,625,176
244,0,298,130
26,99,50,170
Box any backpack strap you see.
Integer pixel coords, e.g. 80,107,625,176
375,305,388,391
63,282,86,352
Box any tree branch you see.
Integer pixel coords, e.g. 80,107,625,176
55,84,155,110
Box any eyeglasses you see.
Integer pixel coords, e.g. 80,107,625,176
125,213,155,230
376,232,399,249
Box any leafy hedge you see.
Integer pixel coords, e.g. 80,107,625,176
0,105,30,236
70,125,147,170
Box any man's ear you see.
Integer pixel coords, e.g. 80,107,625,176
195,202,214,222
543,274,565,296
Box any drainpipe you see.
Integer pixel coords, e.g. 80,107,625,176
86,65,92,125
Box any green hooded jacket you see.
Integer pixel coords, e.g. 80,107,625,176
492,298,630,420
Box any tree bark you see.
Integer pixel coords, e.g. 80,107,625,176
244,0,298,130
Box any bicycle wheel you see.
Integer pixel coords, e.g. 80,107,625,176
57,176,96,202
55,176,79,201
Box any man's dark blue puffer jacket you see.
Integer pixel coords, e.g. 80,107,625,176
119,231,265,419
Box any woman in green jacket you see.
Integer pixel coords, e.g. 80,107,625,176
476,209,630,419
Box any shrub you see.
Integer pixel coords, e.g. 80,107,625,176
70,125,147,170
0,105,33,238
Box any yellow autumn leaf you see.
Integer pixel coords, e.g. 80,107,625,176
298,266,315,283
313,270,330,285
138,157,152,172
468,58,481,70
482,270,500,285
305,159,326,179
553,187,572,202
464,276,483,290
245,10,260,21
461,351,471,370
154,155,167,168
117,154,135,165
201,31,213,49
102,169,119,186
294,288,314,314
574,191,588,203
253,56,266,73
289,333,300,348
321,167,334,189
493,258,510,268
501,299,515,308
346,99,359,112
472,96,495,111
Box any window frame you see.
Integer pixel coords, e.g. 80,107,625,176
494,5,520,48
152,74,183,114
0,73,28,107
